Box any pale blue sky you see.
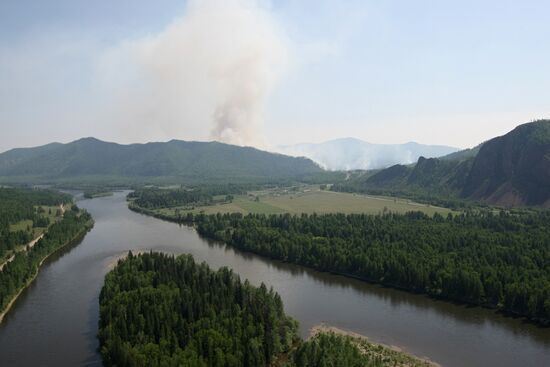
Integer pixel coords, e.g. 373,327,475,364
1,0,549,152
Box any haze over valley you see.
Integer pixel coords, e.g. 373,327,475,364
1,1,550,367
277,138,459,170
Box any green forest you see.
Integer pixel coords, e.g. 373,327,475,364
128,184,249,209
0,203,93,314
188,210,550,325
99,253,433,367
0,188,71,261
99,252,299,367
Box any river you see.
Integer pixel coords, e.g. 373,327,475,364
0,192,548,366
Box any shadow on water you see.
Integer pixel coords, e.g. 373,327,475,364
177,222,550,347
0,233,86,327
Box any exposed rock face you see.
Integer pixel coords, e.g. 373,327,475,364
462,120,550,206
339,120,550,207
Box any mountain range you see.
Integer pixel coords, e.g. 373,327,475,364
335,120,550,207
277,138,459,170
1,120,549,208
0,138,322,183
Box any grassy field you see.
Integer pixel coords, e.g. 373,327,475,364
153,187,452,216
9,219,33,233
2,205,67,267
8,204,67,239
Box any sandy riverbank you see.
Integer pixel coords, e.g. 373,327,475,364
310,324,441,367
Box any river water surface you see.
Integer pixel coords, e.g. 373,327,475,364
0,192,549,366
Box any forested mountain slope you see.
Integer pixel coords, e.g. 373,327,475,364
334,120,550,207
0,138,323,183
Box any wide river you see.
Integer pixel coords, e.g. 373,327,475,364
0,192,549,366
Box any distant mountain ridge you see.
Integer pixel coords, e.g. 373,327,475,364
277,138,459,170
334,120,550,207
0,138,323,183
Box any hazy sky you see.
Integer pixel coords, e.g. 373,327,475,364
1,0,549,153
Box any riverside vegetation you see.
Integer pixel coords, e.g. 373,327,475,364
0,187,71,262
0,188,94,318
191,211,550,324
129,196,550,326
99,252,435,367
99,252,298,367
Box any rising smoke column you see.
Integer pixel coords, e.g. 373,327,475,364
98,0,288,146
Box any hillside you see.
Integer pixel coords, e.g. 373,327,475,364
334,120,550,207
277,138,459,170
463,120,550,206
0,138,323,184
440,143,483,162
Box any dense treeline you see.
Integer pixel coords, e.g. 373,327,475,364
0,206,93,314
83,190,113,199
129,188,214,209
190,210,550,324
127,185,251,209
0,188,70,259
99,252,298,367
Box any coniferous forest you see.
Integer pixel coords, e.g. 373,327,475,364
99,253,434,367
0,203,93,314
99,252,299,367
0,188,71,260
189,210,550,324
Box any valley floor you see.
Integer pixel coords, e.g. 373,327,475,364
151,186,452,216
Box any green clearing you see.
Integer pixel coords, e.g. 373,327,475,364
3,205,67,260
9,220,33,233
152,187,452,216
9,205,62,233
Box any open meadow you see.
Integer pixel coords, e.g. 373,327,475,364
153,187,452,216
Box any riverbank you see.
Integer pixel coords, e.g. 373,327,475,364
2,191,547,367
310,324,440,367
0,234,44,272
131,202,550,327
0,214,94,324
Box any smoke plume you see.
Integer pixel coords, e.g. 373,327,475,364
98,0,287,146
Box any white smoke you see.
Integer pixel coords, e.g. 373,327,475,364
96,0,288,146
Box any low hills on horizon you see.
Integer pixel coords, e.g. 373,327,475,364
0,119,548,208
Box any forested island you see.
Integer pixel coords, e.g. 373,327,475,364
99,252,298,366
0,187,94,320
99,252,434,367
